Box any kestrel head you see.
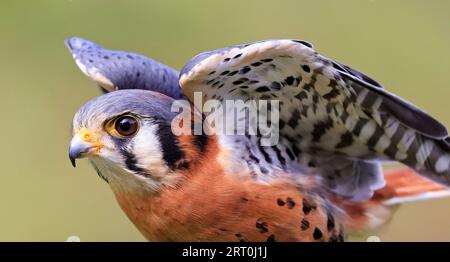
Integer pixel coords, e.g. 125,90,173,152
69,90,191,193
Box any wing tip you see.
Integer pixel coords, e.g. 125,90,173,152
64,36,101,54
347,70,448,139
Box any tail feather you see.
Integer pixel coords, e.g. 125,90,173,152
335,168,450,231
375,168,450,205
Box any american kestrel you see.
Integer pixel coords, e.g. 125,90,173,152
67,37,450,241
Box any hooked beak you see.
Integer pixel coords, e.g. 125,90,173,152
69,130,103,167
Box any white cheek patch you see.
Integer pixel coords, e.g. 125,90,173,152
90,157,155,194
132,124,170,176
100,145,125,165
92,125,172,193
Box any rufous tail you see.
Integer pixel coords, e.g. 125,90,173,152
335,168,450,231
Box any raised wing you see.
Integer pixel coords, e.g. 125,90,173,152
180,39,450,200
65,37,185,99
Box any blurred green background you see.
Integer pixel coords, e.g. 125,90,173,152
0,0,449,241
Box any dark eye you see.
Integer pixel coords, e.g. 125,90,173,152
114,116,139,137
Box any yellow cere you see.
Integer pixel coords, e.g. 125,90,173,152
77,128,104,153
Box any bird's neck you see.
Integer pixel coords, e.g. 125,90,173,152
109,133,238,240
